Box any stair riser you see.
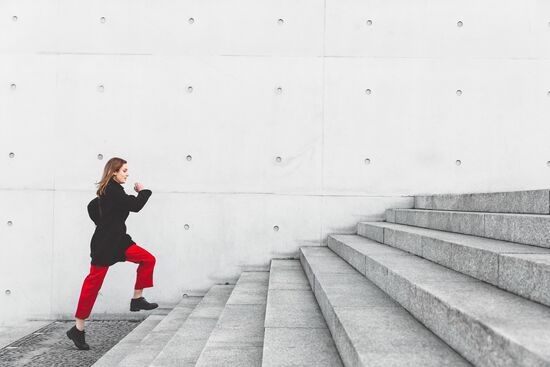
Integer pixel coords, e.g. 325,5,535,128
415,190,550,214
301,252,315,290
301,248,471,367
389,210,485,237
149,285,234,367
412,286,520,367
358,223,550,308
299,253,362,367
195,274,267,367
485,214,550,248
117,299,200,367
359,223,499,284
385,209,396,223
264,260,343,367
92,315,164,367
498,255,550,308
328,237,549,367
386,210,550,249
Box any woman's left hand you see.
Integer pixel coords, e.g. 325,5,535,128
134,182,145,192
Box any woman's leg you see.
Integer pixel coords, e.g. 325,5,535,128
133,289,143,299
74,264,109,329
124,244,156,296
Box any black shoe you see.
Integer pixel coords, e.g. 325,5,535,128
66,325,90,350
130,297,158,312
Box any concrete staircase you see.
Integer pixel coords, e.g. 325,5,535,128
91,189,550,367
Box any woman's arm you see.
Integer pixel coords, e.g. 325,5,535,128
110,185,152,212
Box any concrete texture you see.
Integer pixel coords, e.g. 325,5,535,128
0,320,140,367
499,254,550,307
226,272,270,305
388,209,550,249
264,289,327,328
195,273,268,367
194,346,263,367
263,327,343,367
335,307,471,367
297,253,356,274
414,190,550,214
385,208,397,223
392,209,486,237
92,314,164,367
359,222,384,243
150,285,233,367
485,213,550,248
384,227,423,255
320,238,367,276
7,0,550,326
117,296,201,367
206,304,266,346
0,321,51,349
300,247,471,367
267,267,311,291
262,260,343,367
326,235,550,367
357,221,550,307
1,185,410,325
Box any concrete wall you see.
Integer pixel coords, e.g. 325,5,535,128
1,0,548,323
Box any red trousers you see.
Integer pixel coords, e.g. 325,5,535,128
75,244,156,320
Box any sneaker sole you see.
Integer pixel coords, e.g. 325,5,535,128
130,306,158,312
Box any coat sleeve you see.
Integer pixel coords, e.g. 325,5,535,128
110,186,152,212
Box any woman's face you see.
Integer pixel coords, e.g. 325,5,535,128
113,163,129,184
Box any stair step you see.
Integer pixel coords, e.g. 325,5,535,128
149,285,234,367
414,190,550,214
262,259,343,367
329,234,550,367
195,272,268,367
386,208,550,248
300,247,470,367
91,314,164,367
116,297,201,367
358,221,550,307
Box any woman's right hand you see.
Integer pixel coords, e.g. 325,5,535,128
134,182,145,193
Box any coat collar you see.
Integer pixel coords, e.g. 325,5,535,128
108,176,123,188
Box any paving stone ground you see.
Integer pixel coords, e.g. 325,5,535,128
0,320,142,367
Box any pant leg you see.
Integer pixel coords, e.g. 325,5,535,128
75,264,109,319
124,244,156,290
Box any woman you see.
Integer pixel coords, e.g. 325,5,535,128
67,157,158,350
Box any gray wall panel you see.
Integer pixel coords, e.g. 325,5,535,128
0,191,54,321
1,0,547,324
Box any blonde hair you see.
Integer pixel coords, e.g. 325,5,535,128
96,157,127,196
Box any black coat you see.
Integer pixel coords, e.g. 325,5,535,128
87,177,152,266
